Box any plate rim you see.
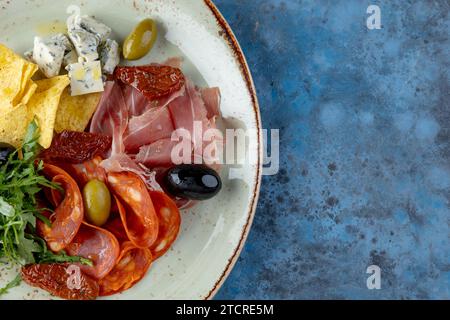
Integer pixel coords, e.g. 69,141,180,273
202,0,263,300
0,0,263,300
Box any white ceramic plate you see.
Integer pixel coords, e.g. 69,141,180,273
0,0,262,300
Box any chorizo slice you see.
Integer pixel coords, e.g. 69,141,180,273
55,156,107,188
104,201,129,244
22,263,99,300
65,222,120,280
98,242,152,296
107,172,159,248
149,191,181,260
37,164,84,252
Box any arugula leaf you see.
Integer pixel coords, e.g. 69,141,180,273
37,250,93,267
0,121,92,297
0,274,22,296
0,121,59,263
0,197,15,217
22,119,40,158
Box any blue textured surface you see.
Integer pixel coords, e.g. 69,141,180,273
214,0,450,300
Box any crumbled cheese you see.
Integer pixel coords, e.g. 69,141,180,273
66,60,104,96
26,34,74,76
76,15,112,42
52,33,74,51
99,39,120,75
32,36,66,78
68,27,100,62
24,50,34,62
63,49,79,67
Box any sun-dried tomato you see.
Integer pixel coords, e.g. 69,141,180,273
39,131,112,164
21,263,99,300
114,65,185,101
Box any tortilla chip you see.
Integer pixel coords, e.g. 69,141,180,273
20,80,38,105
27,75,70,148
0,44,38,108
15,63,38,105
54,89,102,133
0,103,30,148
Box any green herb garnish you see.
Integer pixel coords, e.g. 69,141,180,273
0,274,22,296
0,120,92,296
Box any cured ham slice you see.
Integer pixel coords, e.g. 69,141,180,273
37,164,84,252
89,61,223,203
124,82,185,118
135,138,179,167
123,85,151,118
98,241,152,296
65,222,120,280
124,106,174,152
201,87,221,119
107,171,159,248
90,81,128,155
90,81,161,191
168,80,208,140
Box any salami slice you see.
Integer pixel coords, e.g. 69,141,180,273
65,223,120,280
37,164,84,252
104,202,129,245
107,172,159,248
149,191,181,260
98,242,152,296
54,156,107,188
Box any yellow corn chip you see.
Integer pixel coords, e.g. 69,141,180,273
54,89,101,133
27,75,70,148
0,44,37,108
15,62,38,105
0,103,30,148
20,80,38,106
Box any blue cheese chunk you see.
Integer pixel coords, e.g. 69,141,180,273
67,60,104,96
76,15,112,43
63,49,79,67
32,36,66,78
53,33,74,51
24,50,34,62
99,39,120,75
68,28,100,62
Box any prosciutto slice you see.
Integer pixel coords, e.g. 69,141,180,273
135,138,179,167
124,106,174,152
123,85,151,118
89,60,223,199
90,81,128,156
168,80,208,140
90,81,161,190
201,87,221,119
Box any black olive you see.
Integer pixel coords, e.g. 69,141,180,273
164,165,222,200
0,143,15,165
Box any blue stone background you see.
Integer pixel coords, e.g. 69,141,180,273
213,0,449,300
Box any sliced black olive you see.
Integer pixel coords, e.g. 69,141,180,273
0,143,15,165
164,165,222,201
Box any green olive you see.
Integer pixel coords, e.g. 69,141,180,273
123,18,158,60
82,180,111,227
